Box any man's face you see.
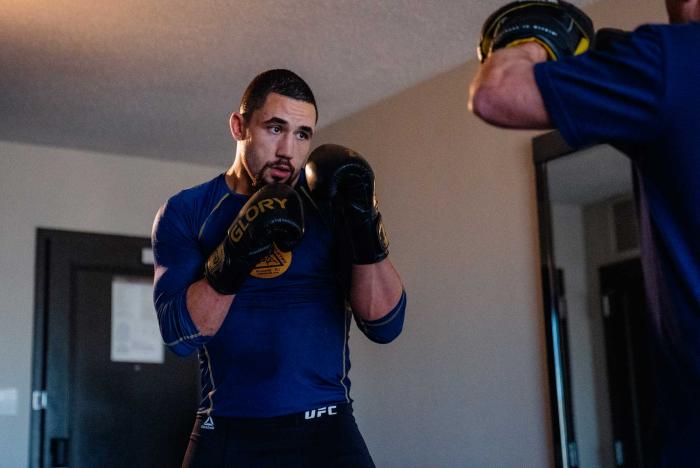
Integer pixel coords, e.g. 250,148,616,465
233,92,316,192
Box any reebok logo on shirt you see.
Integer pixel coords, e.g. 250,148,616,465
201,416,215,430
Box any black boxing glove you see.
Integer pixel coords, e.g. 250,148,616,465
204,183,304,295
478,0,594,62
305,144,389,265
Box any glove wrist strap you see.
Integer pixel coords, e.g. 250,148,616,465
346,212,389,265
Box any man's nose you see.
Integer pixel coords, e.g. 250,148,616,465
276,133,294,158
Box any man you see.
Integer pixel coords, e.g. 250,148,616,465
469,1,700,465
152,69,406,467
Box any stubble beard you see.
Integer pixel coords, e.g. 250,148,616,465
250,160,295,192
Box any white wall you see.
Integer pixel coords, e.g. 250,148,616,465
0,142,220,467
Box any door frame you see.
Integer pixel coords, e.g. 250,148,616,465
533,131,581,468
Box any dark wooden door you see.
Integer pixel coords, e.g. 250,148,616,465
31,229,199,468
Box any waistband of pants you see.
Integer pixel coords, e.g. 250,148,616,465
197,402,352,428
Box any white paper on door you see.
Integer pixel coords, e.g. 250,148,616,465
111,276,164,364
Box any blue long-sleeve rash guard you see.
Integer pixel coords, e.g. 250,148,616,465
151,173,406,417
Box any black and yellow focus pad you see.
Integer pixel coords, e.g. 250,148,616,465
478,0,594,62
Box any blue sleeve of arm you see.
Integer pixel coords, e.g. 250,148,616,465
355,289,407,344
534,25,666,151
152,200,212,356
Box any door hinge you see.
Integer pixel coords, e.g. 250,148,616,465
32,390,47,411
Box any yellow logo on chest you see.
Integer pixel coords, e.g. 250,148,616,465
250,243,292,278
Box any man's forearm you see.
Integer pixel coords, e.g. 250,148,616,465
349,258,403,321
186,278,235,336
469,43,552,129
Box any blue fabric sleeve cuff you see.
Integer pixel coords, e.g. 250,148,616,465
157,288,211,356
357,289,407,344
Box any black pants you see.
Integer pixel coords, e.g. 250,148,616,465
182,404,375,468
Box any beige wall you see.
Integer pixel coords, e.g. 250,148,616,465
586,0,666,29
314,60,551,466
0,0,668,466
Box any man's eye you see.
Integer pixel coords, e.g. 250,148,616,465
296,132,309,140
269,126,282,134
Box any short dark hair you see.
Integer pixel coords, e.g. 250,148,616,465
239,69,317,123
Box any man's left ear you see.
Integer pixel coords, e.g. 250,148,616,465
229,112,246,141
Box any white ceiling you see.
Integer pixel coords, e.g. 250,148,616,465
1,0,595,166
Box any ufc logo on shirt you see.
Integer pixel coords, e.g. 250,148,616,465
304,405,338,420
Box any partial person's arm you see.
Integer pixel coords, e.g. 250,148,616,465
153,184,305,354
184,279,234,336
306,144,407,343
350,259,402,320
350,259,406,344
191,183,304,334
469,43,552,129
152,200,217,356
471,2,666,150
469,0,594,129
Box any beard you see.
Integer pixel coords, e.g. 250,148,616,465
250,159,295,191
